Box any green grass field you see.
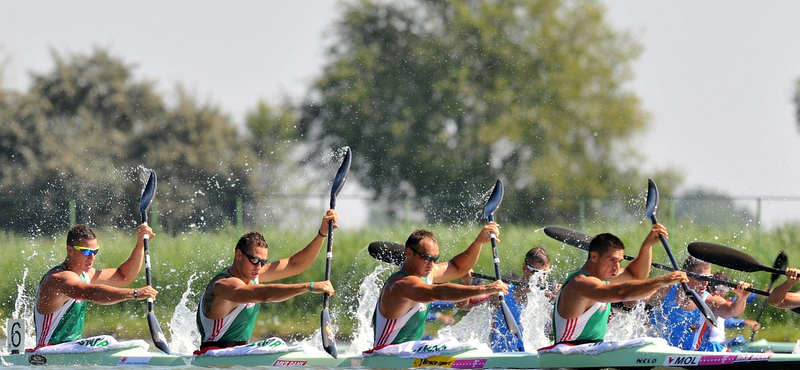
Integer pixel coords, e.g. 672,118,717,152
2,221,799,344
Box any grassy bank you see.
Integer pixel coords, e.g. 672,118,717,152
2,221,800,343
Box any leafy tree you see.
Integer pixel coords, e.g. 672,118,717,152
299,0,677,224
130,88,255,232
0,49,164,233
674,188,756,229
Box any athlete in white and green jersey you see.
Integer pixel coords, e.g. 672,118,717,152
196,209,338,351
372,227,509,348
34,224,158,348
553,224,687,345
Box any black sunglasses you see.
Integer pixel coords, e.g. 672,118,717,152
408,246,440,263
238,248,268,267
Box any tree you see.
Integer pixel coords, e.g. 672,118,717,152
0,49,165,233
299,0,676,224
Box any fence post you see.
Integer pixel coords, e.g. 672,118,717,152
236,196,243,232
669,197,676,226
69,199,76,226
579,198,585,231
756,197,762,250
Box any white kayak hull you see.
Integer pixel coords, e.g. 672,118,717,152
0,347,185,366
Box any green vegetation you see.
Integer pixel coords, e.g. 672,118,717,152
3,222,800,343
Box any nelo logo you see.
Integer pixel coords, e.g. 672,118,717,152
636,358,656,364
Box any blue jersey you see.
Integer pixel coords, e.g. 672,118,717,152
649,284,723,352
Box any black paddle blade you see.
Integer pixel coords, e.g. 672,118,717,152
330,147,352,208
543,226,592,251
368,241,405,266
483,179,504,222
147,312,170,354
645,179,659,223
321,308,338,358
682,283,717,328
140,170,157,223
687,242,779,274
772,251,789,284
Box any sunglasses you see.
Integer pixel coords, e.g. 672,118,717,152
526,264,550,275
239,248,269,267
408,246,440,263
72,245,99,256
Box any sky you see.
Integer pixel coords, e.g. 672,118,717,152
2,0,800,228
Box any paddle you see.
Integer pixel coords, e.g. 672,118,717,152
139,169,170,354
646,179,717,327
366,241,528,287
750,251,788,341
688,242,800,315
321,147,351,358
687,242,787,275
484,179,524,348
543,226,771,297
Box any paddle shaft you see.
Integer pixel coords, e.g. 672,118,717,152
323,219,334,307
487,213,522,344
143,230,155,311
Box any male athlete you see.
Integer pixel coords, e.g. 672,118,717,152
196,209,337,351
372,225,508,347
552,224,687,344
35,224,158,347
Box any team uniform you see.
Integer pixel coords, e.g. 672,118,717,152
197,270,259,349
372,271,430,347
552,271,610,345
649,284,724,352
34,265,89,346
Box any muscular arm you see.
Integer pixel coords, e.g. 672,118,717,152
433,222,498,283
614,224,666,282
37,272,146,313
379,275,507,319
259,209,337,282
559,271,686,320
92,224,153,287
204,277,335,319
768,269,800,309
708,281,752,318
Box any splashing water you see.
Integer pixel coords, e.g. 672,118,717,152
1,268,35,354
606,302,652,341
347,264,391,354
168,272,201,354
519,272,556,350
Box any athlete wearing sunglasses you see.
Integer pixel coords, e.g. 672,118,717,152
34,223,159,346
196,209,338,351
372,223,509,348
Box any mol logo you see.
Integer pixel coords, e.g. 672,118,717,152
636,358,657,364
665,356,700,366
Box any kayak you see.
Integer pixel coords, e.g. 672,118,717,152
0,347,185,366
6,339,800,368
729,339,797,354
190,339,800,369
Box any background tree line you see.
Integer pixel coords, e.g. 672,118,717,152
1,0,765,236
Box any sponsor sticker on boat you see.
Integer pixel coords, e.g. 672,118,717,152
412,356,487,368
697,353,773,366
664,355,700,366
117,356,152,365
273,360,308,366
27,355,46,365
413,356,456,367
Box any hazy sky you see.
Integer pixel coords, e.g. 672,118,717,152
2,0,800,228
